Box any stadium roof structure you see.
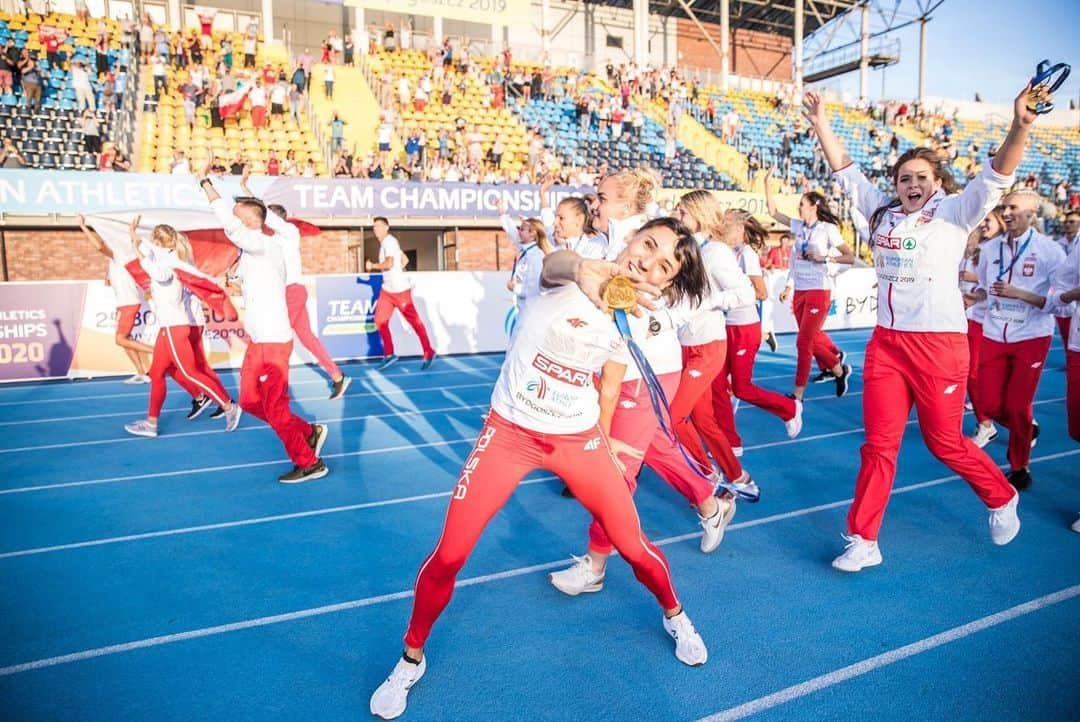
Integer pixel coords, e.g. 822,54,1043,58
588,0,859,37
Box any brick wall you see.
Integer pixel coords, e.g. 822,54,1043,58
451,228,515,272
1,227,355,281
675,18,792,82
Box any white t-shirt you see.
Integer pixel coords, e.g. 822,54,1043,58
677,239,755,346
788,219,843,291
378,234,409,292
976,230,1066,343
266,212,302,286
108,258,144,307
726,244,762,326
138,245,189,328
959,255,985,323
490,284,628,434
835,162,1013,334
1051,242,1080,352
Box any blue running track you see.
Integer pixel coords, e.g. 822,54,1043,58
0,327,1077,721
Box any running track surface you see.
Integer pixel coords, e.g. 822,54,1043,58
1,327,1077,721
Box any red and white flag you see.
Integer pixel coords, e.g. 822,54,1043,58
219,86,252,119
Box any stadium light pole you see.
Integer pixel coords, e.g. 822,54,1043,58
720,0,730,92
262,0,274,42
634,0,649,68
794,0,804,97
541,0,550,53
858,1,869,101
918,16,927,104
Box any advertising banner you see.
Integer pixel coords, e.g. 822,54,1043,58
0,282,86,381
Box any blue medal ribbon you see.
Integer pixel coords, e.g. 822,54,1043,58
995,230,1033,282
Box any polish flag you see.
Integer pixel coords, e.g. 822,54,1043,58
219,86,252,119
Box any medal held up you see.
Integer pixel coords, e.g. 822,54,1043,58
1026,60,1070,115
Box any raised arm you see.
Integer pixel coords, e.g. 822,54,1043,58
77,214,112,259
990,84,1038,177
802,92,851,172
760,167,792,227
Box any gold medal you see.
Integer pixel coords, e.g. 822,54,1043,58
603,275,637,312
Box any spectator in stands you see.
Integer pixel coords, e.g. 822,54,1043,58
324,64,335,99
151,55,167,97
722,107,740,146
266,149,280,175
377,113,394,167
171,150,190,174
747,147,762,184
303,158,317,177
331,113,346,153
400,22,412,51
249,82,267,128
70,59,96,111
197,8,215,50
41,26,63,70
182,90,196,129
188,32,203,65
243,31,257,69
270,80,287,117
0,137,26,168
383,23,397,52
489,132,504,169
334,149,351,177
299,49,313,91
229,154,245,175
664,124,677,165
0,42,13,96
139,15,153,62
344,34,355,66
281,149,298,176
81,110,102,156
17,53,40,111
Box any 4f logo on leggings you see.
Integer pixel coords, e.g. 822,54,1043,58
453,426,497,500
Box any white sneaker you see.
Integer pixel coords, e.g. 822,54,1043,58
1071,515,1080,533
699,496,736,553
964,400,974,411
785,400,804,439
988,492,1020,545
662,611,708,666
123,374,150,384
831,534,883,572
1030,419,1040,448
732,446,744,458
971,422,998,449
370,655,427,720
549,554,604,596
124,419,158,438
224,404,242,432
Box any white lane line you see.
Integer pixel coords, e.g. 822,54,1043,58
1,451,1073,677
695,584,1080,722
0,475,560,560
0,361,505,407
0,380,498,429
0,394,1065,497
3,445,1076,561
0,398,491,455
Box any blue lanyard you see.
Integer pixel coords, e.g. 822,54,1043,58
996,230,1033,282
611,308,754,500
510,243,536,276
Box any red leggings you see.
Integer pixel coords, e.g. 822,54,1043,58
966,319,991,423
668,340,743,481
713,322,797,448
148,325,230,418
287,283,341,379
1057,316,1072,350
848,328,1014,541
405,410,680,649
976,335,1052,471
374,288,434,358
588,373,715,555
792,289,840,387
1067,349,1080,442
240,341,316,468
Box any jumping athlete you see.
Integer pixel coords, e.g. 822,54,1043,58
367,217,436,371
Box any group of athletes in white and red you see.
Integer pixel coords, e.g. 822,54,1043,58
80,168,438,483
368,80,1079,719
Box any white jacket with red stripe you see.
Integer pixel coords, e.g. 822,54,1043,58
834,162,1013,333
977,230,1066,343
1051,241,1080,352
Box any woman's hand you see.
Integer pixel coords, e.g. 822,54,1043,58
801,91,827,126
1013,82,1039,127
990,281,1020,299
606,437,644,475
577,258,660,316
779,286,792,303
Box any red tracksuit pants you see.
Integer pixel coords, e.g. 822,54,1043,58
405,409,680,649
793,289,841,387
374,288,434,358
587,372,716,555
713,322,798,448
976,335,1052,471
148,325,230,417
847,327,1014,541
669,340,743,482
1057,316,1072,349
286,283,341,379
239,341,316,468
1067,349,1080,442
966,320,991,424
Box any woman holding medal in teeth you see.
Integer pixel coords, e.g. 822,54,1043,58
370,217,712,720
806,77,1048,572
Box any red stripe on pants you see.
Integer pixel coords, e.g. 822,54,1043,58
792,289,840,387
847,328,1014,541
148,325,231,417
668,341,743,481
1067,349,1080,442
405,410,680,649
966,320,991,423
976,335,1052,471
712,322,797,447
239,341,316,468
286,283,341,379
588,373,714,555
374,288,434,358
